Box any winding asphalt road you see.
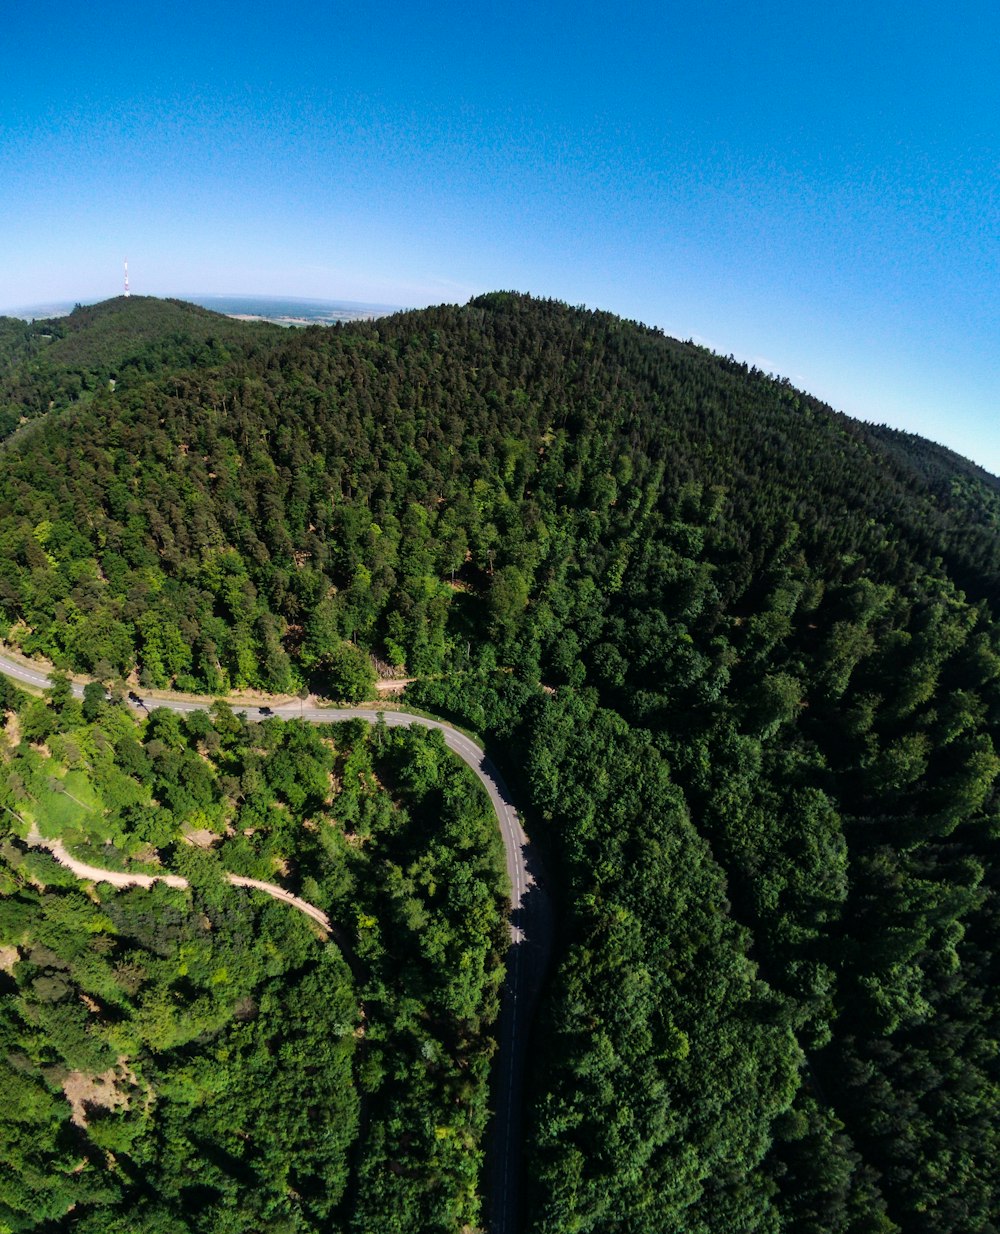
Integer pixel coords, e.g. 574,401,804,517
0,650,551,1234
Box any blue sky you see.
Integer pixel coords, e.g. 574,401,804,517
2,1,997,472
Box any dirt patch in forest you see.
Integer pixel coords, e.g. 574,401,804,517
61,1058,143,1128
182,827,220,849
374,678,413,693
0,945,19,974
3,710,21,747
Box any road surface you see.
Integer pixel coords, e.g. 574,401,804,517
0,649,551,1234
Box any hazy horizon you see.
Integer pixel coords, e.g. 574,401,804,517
0,292,404,319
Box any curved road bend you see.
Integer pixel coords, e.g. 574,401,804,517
0,652,552,1234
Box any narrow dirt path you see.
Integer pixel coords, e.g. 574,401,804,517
26,826,189,890
227,873,332,930
25,826,333,932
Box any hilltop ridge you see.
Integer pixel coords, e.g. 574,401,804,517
0,295,282,431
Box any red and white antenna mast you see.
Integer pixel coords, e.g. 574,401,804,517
124,259,130,298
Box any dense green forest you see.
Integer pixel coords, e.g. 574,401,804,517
0,675,506,1232
1,292,999,1231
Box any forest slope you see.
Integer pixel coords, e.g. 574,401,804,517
0,296,283,438
0,292,998,1233
0,676,507,1234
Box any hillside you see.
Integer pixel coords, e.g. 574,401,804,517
0,296,283,437
1,292,999,1233
0,691,506,1234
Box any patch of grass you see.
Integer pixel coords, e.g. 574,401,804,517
29,768,104,840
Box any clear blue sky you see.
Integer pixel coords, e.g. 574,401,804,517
2,1,997,472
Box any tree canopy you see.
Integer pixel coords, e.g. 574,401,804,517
1,291,999,1231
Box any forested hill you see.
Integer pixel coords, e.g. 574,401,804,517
0,296,283,438
0,290,997,695
1,292,999,1233
866,421,1000,538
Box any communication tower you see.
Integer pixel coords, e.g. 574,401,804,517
124,259,130,298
